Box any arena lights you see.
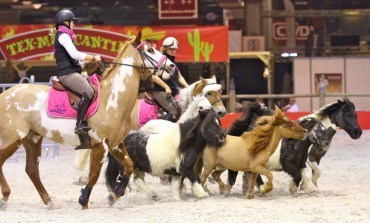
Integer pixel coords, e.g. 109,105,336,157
281,52,298,57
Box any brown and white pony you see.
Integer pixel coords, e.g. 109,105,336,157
200,106,307,199
0,31,175,210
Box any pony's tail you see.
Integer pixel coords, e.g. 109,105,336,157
105,153,123,192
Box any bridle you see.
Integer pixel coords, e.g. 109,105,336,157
98,41,168,76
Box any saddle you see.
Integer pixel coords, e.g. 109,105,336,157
47,74,100,119
52,78,97,110
138,91,182,127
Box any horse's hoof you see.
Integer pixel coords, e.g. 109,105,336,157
152,194,160,201
46,201,55,210
0,200,7,210
107,195,117,206
246,194,254,199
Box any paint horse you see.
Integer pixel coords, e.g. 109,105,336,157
105,109,226,203
200,106,307,199
0,31,176,210
241,98,362,194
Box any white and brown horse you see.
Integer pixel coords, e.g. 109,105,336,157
0,31,175,210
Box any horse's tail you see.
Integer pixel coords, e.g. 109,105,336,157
73,150,91,171
105,153,123,192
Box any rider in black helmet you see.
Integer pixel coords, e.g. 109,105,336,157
51,9,102,150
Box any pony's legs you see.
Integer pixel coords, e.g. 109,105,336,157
200,149,217,186
251,165,273,195
242,172,264,195
246,172,257,199
300,166,318,193
108,143,134,198
133,170,159,201
179,152,209,199
22,131,53,208
212,169,231,196
73,150,91,185
282,161,303,194
306,161,321,187
0,140,21,208
170,175,182,200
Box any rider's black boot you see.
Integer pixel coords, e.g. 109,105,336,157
75,93,92,134
74,93,92,150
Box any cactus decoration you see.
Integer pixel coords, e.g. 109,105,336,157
187,29,214,62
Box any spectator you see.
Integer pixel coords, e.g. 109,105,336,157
282,97,299,112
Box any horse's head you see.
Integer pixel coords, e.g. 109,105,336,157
199,109,226,147
297,117,331,150
194,75,226,118
332,98,362,139
227,101,274,136
273,105,307,140
131,31,176,80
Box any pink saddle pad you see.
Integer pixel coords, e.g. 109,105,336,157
138,99,158,127
46,74,100,119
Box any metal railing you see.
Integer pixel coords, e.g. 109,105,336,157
222,91,370,112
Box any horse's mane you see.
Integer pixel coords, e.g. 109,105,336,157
295,117,321,132
309,98,352,120
227,101,263,136
177,95,207,123
244,109,285,154
100,37,135,80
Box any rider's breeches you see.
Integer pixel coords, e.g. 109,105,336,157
59,72,94,99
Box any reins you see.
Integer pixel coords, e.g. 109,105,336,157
97,41,168,76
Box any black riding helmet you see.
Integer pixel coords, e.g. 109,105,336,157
55,9,78,25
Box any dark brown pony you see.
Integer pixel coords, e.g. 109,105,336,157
0,31,175,209
200,106,307,199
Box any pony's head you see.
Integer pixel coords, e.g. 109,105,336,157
198,109,226,147
296,117,331,150
314,98,362,139
193,75,226,118
227,101,274,136
271,105,307,140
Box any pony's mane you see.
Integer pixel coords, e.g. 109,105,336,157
227,102,262,135
100,37,135,80
244,110,285,154
177,95,208,123
309,98,352,120
178,113,204,152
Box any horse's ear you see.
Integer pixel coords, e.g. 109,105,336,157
200,76,207,85
211,75,217,81
274,105,284,119
134,30,143,45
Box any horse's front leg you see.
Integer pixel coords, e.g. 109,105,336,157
133,170,159,201
170,174,182,200
252,165,273,195
179,150,208,199
22,131,53,208
306,161,321,187
107,143,134,201
78,142,106,209
246,172,257,199
212,169,231,196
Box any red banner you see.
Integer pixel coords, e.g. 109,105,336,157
0,25,228,62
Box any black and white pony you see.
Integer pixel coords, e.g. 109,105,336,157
105,108,226,203
235,98,362,194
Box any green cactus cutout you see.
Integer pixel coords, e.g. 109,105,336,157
188,29,204,61
202,42,214,61
188,29,215,62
